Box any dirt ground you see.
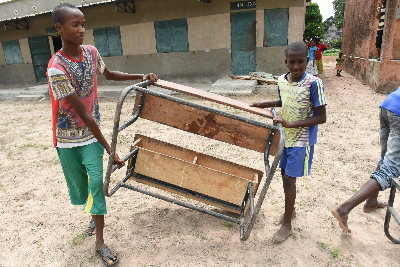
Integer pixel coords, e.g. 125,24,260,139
1,58,400,267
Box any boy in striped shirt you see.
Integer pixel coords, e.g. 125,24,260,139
251,41,327,242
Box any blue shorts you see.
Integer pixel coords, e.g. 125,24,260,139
370,107,400,191
279,146,314,178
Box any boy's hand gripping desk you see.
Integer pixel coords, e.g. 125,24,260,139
103,80,285,241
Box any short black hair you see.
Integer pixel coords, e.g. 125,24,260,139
285,41,308,58
313,37,321,44
52,3,79,25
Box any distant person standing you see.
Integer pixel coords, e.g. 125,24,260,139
376,0,386,61
307,37,328,76
336,52,345,77
314,37,328,76
306,39,318,76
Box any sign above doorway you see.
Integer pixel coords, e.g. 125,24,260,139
230,1,256,11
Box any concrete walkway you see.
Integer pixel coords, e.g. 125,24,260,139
0,77,277,101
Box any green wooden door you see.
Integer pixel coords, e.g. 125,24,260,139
28,36,52,83
231,11,256,75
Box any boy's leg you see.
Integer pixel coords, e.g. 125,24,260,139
274,168,297,225
331,178,382,233
363,166,387,212
93,215,117,264
272,146,313,242
364,107,394,211
272,173,296,242
81,142,119,264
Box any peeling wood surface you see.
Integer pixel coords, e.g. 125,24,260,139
133,93,280,154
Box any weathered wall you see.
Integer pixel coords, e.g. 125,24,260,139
344,57,381,89
393,19,400,59
0,63,37,88
343,0,400,92
98,49,233,85
0,0,304,87
187,14,231,51
120,22,158,55
341,0,375,58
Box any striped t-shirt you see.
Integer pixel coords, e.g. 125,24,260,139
278,72,327,147
378,7,386,31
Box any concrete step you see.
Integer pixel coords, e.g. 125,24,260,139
255,84,278,93
19,90,49,96
212,76,257,94
15,94,47,101
0,91,21,100
26,84,49,91
209,90,253,96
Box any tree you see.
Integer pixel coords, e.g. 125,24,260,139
324,16,335,32
304,2,325,42
333,0,345,29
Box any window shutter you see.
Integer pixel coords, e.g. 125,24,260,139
107,26,123,56
264,8,289,47
93,28,110,57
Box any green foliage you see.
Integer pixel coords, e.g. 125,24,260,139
323,16,335,32
322,48,340,56
325,38,342,50
223,221,233,228
305,2,325,42
333,0,345,29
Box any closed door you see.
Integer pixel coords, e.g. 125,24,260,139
28,36,52,83
231,11,256,75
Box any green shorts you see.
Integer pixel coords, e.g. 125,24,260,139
57,142,107,215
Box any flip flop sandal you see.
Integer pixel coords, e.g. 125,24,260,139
96,245,119,266
84,220,96,236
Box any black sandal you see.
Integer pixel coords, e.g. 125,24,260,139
84,220,96,236
96,245,119,266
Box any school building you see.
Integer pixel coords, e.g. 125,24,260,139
0,0,308,88
341,0,400,92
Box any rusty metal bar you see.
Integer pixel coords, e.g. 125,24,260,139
120,182,241,224
240,107,285,241
104,80,149,197
384,178,400,244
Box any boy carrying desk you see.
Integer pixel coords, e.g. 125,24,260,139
47,3,157,265
250,41,327,242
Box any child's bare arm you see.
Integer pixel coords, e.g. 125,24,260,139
103,66,158,85
250,100,282,108
66,93,124,167
273,105,326,128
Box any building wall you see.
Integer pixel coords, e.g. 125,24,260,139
342,0,400,92
0,0,305,87
392,19,400,59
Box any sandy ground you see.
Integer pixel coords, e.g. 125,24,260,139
1,59,400,267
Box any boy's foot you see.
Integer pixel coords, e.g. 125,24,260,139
96,244,119,266
331,207,351,233
274,210,296,225
85,220,96,236
272,224,292,243
363,201,387,213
